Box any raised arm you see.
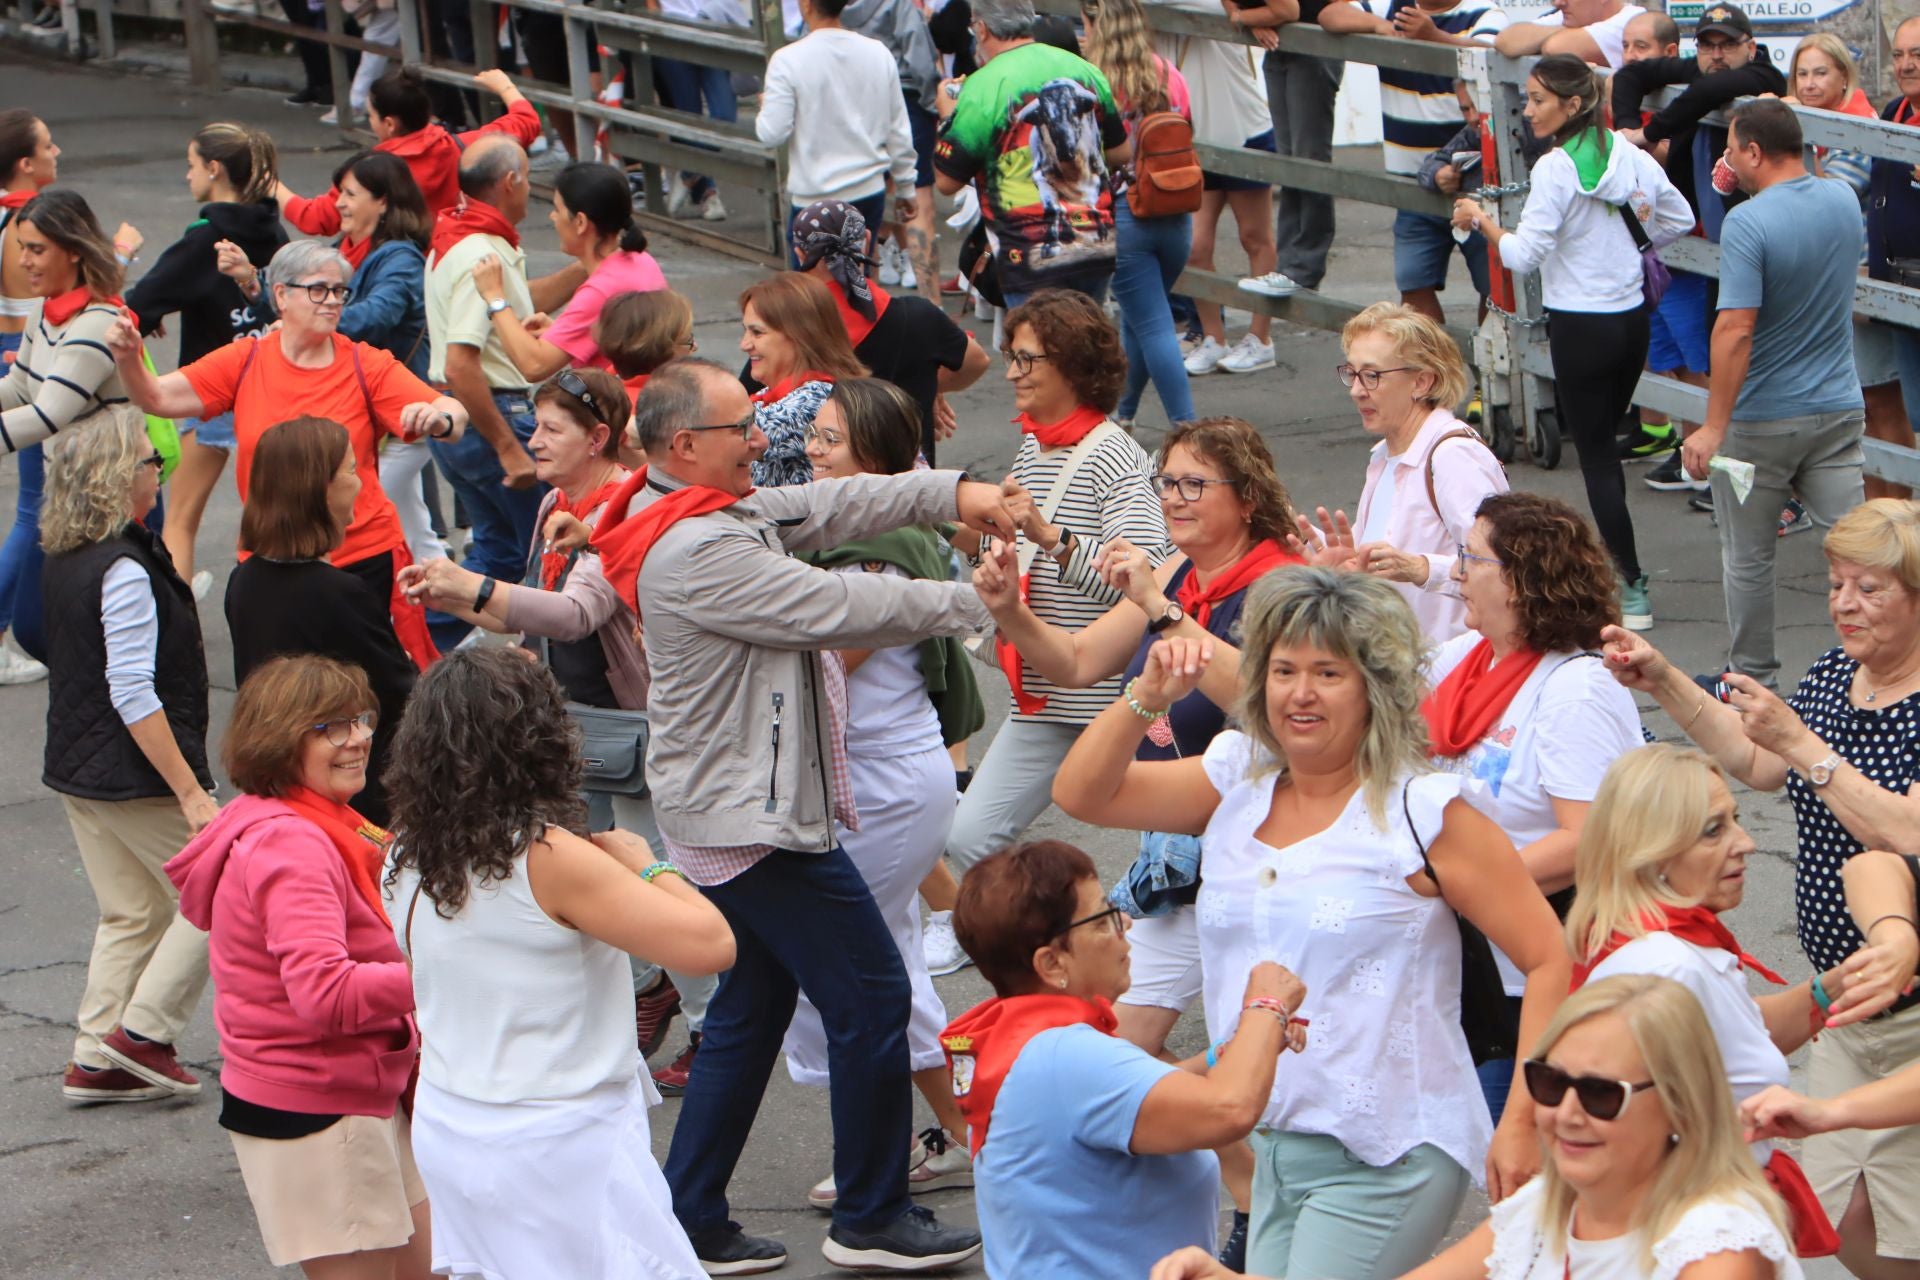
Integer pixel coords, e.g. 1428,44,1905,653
1599,625,1791,790
972,539,1156,689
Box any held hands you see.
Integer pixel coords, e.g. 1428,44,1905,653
1826,936,1920,1026
397,557,483,611
972,539,1021,614
999,474,1046,542
1357,541,1429,586
114,222,143,259
592,827,658,874
1452,197,1495,234
955,479,1021,541
472,254,507,305
104,310,143,364
1741,1085,1838,1143
1095,537,1161,611
1135,636,1213,710
179,787,220,835
1599,624,1672,695
1285,507,1360,569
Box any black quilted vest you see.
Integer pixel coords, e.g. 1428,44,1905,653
42,524,213,801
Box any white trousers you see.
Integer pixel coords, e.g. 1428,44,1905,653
381,439,450,567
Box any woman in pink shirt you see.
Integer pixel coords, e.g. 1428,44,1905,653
167,656,430,1280
473,161,668,380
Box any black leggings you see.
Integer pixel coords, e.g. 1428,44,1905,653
1546,306,1650,583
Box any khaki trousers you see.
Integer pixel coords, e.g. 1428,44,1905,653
62,794,209,1067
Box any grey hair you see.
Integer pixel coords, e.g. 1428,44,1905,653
974,0,1037,40
458,135,527,200
266,239,353,291
41,404,149,554
632,356,734,455
1232,566,1434,827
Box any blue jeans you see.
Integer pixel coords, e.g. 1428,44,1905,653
0,329,40,639
1392,209,1490,297
1112,201,1195,424
427,391,544,646
663,845,912,1234
1893,324,1920,430
655,58,739,202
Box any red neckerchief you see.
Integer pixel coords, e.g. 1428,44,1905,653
1571,906,1787,990
941,994,1119,1157
828,277,892,348
752,370,835,405
1765,1151,1841,1257
1176,540,1297,629
1897,99,1918,128
0,189,35,212
1422,638,1546,758
43,288,122,328
1015,404,1105,449
542,474,626,590
278,785,393,923
339,234,373,271
427,198,521,262
591,465,745,615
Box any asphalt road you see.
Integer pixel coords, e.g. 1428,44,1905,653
0,48,1850,1279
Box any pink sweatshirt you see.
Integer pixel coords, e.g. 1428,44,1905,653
167,794,417,1117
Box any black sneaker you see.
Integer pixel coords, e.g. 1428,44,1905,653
1219,1210,1250,1271
686,1221,787,1276
1644,451,1707,491
284,86,332,107
822,1205,982,1273
1688,491,1717,515
1618,421,1677,462
1692,672,1731,701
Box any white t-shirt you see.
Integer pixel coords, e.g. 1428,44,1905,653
1486,1176,1802,1280
1531,2,1647,70
1429,638,1645,992
835,562,943,757
1156,0,1269,150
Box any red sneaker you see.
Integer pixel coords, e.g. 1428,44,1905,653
97,1026,202,1095
62,1061,170,1103
634,976,682,1059
651,1033,700,1096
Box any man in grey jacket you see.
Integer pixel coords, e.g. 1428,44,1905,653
601,358,1013,1274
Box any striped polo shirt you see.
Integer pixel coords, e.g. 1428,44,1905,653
1355,0,1508,176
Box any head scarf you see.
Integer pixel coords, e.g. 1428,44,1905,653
792,200,879,322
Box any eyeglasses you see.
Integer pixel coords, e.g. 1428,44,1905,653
551,369,603,423
678,335,698,352
1057,903,1128,939
1455,543,1501,569
1000,347,1052,376
289,280,352,305
685,410,758,442
140,453,165,471
1521,1059,1656,1121
1153,473,1235,503
1336,363,1417,390
805,425,845,450
309,710,377,747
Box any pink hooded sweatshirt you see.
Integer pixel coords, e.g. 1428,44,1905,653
166,794,417,1116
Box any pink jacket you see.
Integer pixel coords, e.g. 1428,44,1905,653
166,794,417,1117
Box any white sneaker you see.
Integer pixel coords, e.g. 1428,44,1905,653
1238,271,1301,298
810,1131,932,1211
1219,334,1276,374
0,636,48,685
1184,336,1228,376
318,106,340,126
667,180,693,219
924,910,971,977
898,251,918,292
700,191,728,222
191,570,212,602
908,1127,973,1194
877,242,902,286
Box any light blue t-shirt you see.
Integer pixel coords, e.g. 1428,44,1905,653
974,1024,1218,1280
1716,173,1864,422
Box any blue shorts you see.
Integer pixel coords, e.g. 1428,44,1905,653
1392,209,1490,296
1204,129,1275,193
183,410,236,450
1646,267,1712,373
905,94,937,190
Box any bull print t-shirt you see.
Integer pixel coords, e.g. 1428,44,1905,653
935,42,1129,296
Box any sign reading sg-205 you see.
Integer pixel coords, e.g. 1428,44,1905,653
1669,0,1859,21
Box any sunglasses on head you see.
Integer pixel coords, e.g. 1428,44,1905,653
551,369,603,423
1521,1059,1656,1121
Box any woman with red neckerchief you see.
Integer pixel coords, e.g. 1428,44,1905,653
738,271,868,488
1566,744,1918,1261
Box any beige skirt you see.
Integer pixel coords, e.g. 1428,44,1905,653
1804,1002,1920,1261
228,1109,426,1266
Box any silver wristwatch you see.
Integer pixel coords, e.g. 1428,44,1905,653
1803,752,1844,787
486,297,510,317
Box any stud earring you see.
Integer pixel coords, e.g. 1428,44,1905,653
1057,978,1068,990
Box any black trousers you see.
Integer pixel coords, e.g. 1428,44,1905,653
1546,305,1651,583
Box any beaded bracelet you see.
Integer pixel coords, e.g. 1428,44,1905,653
640,861,686,884
1124,677,1170,723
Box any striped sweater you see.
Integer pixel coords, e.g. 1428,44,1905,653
1011,426,1170,726
0,300,129,453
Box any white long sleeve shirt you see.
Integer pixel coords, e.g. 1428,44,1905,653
102,556,163,725
755,27,917,206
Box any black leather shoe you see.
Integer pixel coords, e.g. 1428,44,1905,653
822,1205,982,1273
685,1221,787,1275
1219,1209,1250,1271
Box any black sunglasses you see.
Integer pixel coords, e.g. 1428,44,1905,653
1522,1059,1656,1121
551,369,603,422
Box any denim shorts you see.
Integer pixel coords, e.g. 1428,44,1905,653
1392,209,1490,296
1646,267,1712,373
905,94,937,190
183,410,237,450
1204,128,1276,193
1855,316,1901,388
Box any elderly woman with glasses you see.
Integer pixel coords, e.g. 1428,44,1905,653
108,239,469,668
943,838,1308,1280
42,405,215,1106
1293,301,1507,645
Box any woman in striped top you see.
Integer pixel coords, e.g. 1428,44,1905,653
0,189,136,662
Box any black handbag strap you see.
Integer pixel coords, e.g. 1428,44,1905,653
1403,779,1440,888
1617,201,1653,251
522,529,582,669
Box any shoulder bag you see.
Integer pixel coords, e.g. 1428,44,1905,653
1404,780,1518,1067
524,538,650,796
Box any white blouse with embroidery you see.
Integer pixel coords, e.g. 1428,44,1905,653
1195,732,1492,1182
1485,1176,1803,1280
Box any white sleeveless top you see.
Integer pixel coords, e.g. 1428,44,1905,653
1195,733,1492,1182
1486,1177,1803,1280
387,838,638,1104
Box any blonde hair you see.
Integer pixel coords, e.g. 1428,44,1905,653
1232,566,1432,827
192,122,279,204
1788,33,1862,106
1340,301,1470,410
1534,975,1789,1268
41,405,149,554
1566,744,1724,965
1081,0,1168,116
1823,498,1920,593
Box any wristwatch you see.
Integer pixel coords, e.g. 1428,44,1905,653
485,297,510,317
1147,600,1185,634
1802,752,1845,787
429,412,455,439
1042,528,1075,559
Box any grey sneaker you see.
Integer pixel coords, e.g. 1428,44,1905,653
1238,271,1301,298
822,1205,982,1273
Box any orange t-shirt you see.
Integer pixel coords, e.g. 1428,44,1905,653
182,332,435,568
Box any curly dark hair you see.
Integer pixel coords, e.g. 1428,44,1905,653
1477,491,1619,652
1160,417,1297,547
382,647,589,917
1003,290,1125,416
